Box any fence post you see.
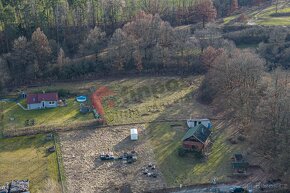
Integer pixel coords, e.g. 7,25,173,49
54,133,66,193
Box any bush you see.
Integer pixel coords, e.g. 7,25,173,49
178,147,187,157
223,27,270,45
237,135,246,142
270,12,290,17
198,78,217,104
57,89,71,98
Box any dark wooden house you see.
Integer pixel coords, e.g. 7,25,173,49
182,124,211,152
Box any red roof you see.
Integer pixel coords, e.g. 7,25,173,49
27,93,59,104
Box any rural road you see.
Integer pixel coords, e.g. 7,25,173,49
171,184,253,193
171,183,287,193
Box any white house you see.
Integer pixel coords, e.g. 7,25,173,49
130,128,138,140
187,118,212,129
27,93,59,110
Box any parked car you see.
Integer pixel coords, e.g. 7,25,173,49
230,186,249,193
100,152,115,160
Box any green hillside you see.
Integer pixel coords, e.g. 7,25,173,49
224,1,290,26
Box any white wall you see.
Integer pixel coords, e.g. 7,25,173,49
27,101,58,110
187,119,212,128
131,134,138,140
43,101,58,108
28,103,42,110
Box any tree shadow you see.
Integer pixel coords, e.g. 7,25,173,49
0,134,52,153
113,136,139,152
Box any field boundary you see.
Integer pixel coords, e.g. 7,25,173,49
145,184,289,193
145,182,235,193
2,117,225,138
54,133,67,193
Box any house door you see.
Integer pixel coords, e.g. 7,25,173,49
42,102,45,108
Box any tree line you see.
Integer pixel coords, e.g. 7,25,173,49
199,46,290,184
0,0,271,54
0,0,219,88
0,0,286,92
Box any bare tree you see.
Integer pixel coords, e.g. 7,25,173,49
140,0,168,15
200,46,223,71
79,26,106,55
253,70,290,179
200,49,265,125
192,0,217,28
230,0,239,14
31,28,52,70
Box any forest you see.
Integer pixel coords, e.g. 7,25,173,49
0,0,281,89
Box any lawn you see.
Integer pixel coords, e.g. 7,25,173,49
1,98,93,131
236,43,259,49
223,2,290,26
0,134,60,193
102,76,205,125
147,121,244,186
1,76,205,132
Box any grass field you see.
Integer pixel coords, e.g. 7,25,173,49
1,98,93,131
102,76,205,125
0,76,252,190
1,76,205,132
224,2,290,26
0,134,60,193
147,121,244,186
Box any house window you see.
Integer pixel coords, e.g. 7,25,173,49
49,101,55,105
198,121,201,124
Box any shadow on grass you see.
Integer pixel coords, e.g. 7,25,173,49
0,134,52,153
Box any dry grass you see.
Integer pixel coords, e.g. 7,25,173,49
59,125,166,193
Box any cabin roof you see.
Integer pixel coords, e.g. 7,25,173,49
182,124,211,143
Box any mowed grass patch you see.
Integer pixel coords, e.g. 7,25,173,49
0,134,60,192
147,121,243,186
102,77,203,124
1,98,93,130
223,2,290,26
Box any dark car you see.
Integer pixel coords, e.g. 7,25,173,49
100,153,114,160
230,187,249,193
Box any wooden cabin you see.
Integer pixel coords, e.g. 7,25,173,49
182,124,211,152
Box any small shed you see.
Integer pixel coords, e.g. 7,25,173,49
231,154,249,174
130,128,138,141
187,118,212,129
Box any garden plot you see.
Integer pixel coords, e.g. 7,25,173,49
59,125,166,193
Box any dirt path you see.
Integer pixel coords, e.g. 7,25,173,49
59,125,166,193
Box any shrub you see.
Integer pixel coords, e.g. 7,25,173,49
224,27,270,45
237,135,246,142
193,151,204,160
270,12,290,17
198,78,217,104
57,89,71,98
178,147,187,157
